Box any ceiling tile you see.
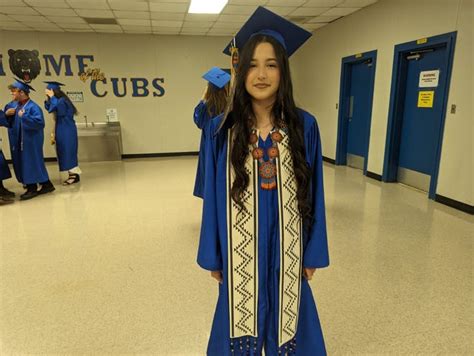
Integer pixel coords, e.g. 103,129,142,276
64,28,92,32
267,0,305,5
150,12,185,20
1,0,28,5
95,29,123,33
151,19,183,27
8,15,51,22
89,24,122,30
113,11,150,19
29,23,62,29
303,0,344,6
0,6,40,15
207,28,235,36
35,8,77,16
149,2,189,12
124,30,152,34
1,20,23,26
121,25,152,31
302,22,328,30
265,6,298,16
322,7,360,16
181,31,207,36
117,19,151,26
108,0,149,11
212,21,241,29
152,28,181,34
338,0,377,7
290,7,329,16
218,14,249,22
307,15,341,22
182,21,211,29
60,23,92,29
185,13,219,22
66,0,109,9
222,5,258,15
47,16,86,23
75,9,115,18
24,0,69,7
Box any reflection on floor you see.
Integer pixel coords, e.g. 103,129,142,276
0,158,472,355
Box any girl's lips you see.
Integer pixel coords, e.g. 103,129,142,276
254,83,270,88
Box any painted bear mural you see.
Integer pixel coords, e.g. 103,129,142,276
8,49,41,83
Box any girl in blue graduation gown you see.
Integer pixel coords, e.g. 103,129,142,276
197,20,329,356
44,82,81,185
193,71,229,198
2,80,55,200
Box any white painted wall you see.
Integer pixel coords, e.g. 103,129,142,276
0,31,229,158
292,0,472,205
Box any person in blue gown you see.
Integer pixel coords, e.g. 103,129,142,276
44,81,81,185
0,110,15,201
197,8,329,355
1,79,55,200
193,67,230,198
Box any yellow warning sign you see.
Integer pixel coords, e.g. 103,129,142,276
418,91,434,108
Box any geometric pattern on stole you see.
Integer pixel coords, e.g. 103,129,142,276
227,128,259,338
276,129,303,347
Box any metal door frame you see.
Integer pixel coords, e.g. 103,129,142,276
382,32,457,199
336,50,377,175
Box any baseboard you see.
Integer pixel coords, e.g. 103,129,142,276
366,171,382,181
322,156,335,164
435,194,474,215
122,151,199,159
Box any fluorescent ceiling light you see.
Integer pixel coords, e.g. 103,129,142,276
188,0,228,14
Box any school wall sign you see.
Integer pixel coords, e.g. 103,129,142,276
0,49,166,98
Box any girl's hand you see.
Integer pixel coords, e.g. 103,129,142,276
211,271,223,284
45,88,54,98
303,268,316,280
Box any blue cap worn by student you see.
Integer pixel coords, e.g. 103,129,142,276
202,67,231,89
223,6,312,57
44,81,65,90
8,78,35,93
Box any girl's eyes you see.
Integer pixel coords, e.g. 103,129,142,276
249,63,278,68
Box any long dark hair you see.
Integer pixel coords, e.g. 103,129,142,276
226,34,312,226
204,82,228,117
52,88,78,115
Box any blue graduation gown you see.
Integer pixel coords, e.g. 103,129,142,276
45,96,79,171
197,110,330,355
193,100,216,198
1,100,49,185
0,110,12,181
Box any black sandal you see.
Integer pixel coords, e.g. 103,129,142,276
63,174,80,185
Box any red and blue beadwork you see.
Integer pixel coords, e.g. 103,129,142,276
250,129,282,190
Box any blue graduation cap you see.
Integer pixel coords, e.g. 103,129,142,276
202,67,231,89
223,6,312,57
44,81,65,90
8,78,35,93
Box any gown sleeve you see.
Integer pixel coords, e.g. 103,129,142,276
0,103,16,128
197,118,223,271
303,113,330,269
193,100,210,130
21,104,45,131
44,96,66,114
0,110,7,127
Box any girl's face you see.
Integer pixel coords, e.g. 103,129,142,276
245,41,281,104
